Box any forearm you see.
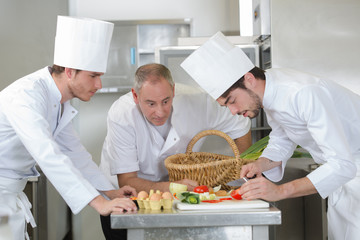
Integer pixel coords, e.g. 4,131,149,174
257,157,282,172
119,176,170,193
234,130,252,154
279,177,317,199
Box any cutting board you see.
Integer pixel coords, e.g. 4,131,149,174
175,199,269,211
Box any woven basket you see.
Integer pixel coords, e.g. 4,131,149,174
165,129,249,191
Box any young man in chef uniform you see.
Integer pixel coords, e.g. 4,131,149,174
181,31,360,240
0,16,137,240
99,63,252,238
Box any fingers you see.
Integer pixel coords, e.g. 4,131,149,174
120,185,137,197
178,179,199,191
239,177,280,202
107,198,137,215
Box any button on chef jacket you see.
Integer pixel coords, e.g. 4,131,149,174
0,67,114,214
100,84,251,187
260,68,360,239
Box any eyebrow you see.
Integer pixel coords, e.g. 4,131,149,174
224,96,231,105
145,96,171,103
91,72,103,76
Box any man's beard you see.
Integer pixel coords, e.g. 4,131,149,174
246,88,262,119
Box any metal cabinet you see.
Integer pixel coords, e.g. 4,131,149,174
100,20,191,93
24,168,71,240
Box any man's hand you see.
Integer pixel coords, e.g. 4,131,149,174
238,176,283,202
238,175,317,202
240,160,263,179
175,179,198,191
118,185,137,198
240,157,281,179
103,185,137,200
89,195,137,216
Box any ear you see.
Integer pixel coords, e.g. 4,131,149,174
131,88,139,104
172,83,175,97
243,72,256,89
64,68,74,79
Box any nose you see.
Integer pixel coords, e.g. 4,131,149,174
228,105,238,115
155,105,166,117
95,77,102,89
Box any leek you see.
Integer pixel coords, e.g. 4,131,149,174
240,135,312,160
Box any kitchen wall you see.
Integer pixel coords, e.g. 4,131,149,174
69,0,240,36
271,0,360,94
0,0,68,91
69,1,241,239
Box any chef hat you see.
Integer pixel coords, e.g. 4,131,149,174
181,31,254,100
54,16,114,73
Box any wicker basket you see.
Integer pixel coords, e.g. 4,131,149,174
165,129,251,191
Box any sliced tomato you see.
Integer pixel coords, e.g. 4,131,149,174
219,197,233,201
230,188,242,200
202,199,221,203
194,185,209,193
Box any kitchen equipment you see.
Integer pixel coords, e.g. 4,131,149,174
226,177,249,187
176,199,269,211
165,130,255,191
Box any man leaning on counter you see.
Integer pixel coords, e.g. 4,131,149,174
99,63,253,239
181,31,360,240
0,16,137,240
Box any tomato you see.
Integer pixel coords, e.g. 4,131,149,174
230,188,242,200
219,197,233,201
194,185,209,193
202,199,221,203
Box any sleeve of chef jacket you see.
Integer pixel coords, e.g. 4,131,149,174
203,93,251,139
260,115,298,182
293,85,356,198
56,121,115,191
103,104,138,175
2,90,100,214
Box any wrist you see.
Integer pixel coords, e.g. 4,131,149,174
88,195,104,211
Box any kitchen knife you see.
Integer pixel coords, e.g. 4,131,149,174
226,177,249,187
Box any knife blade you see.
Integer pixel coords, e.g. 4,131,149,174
226,177,249,187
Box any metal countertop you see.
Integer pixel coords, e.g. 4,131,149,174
111,205,281,229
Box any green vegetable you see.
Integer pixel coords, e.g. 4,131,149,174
240,135,312,160
240,135,269,160
199,193,216,201
180,192,200,204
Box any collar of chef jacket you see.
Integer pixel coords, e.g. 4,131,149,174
44,67,78,137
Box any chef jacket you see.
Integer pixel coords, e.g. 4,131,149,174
100,84,251,187
0,67,114,214
260,68,360,199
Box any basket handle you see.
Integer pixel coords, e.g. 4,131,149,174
186,129,241,160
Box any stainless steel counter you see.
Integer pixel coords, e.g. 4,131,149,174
111,205,281,240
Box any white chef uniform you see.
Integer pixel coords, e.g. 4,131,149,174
100,84,251,187
0,67,114,240
260,68,360,240
0,16,114,240
181,32,360,240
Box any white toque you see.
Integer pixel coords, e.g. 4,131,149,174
181,31,254,99
53,16,114,73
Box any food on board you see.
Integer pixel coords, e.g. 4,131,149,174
230,188,242,200
194,185,209,193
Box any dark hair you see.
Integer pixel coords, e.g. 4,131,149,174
221,67,266,98
50,65,65,75
50,64,82,75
